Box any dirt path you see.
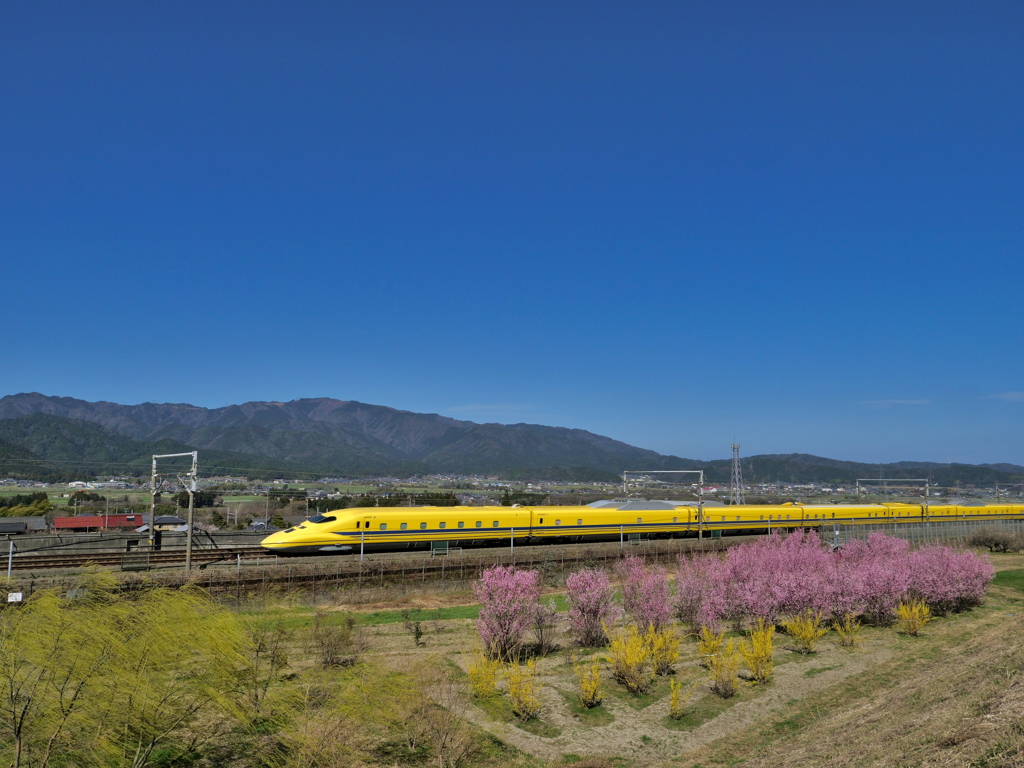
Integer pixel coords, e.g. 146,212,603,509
367,616,894,765
467,645,891,764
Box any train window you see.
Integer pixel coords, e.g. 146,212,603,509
492,521,499,527
420,523,427,530
786,515,791,519
475,521,482,528
309,515,336,524
577,519,583,525
760,516,764,520
736,516,740,521
439,522,446,529
354,521,359,528
380,523,387,530
555,520,561,526
673,517,678,523
539,518,544,524
400,523,408,530
637,518,643,524
458,521,465,528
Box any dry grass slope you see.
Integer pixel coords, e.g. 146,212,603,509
674,561,1024,768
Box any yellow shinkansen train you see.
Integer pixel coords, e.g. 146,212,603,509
259,499,1024,555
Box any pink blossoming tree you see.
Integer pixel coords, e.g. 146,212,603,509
474,565,541,661
616,556,672,631
565,568,620,646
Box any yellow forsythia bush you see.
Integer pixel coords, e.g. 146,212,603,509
468,650,501,698
504,660,542,721
646,625,679,676
707,638,742,698
607,624,654,695
740,618,774,684
833,612,861,648
696,626,724,668
572,656,603,708
783,609,827,654
896,599,932,636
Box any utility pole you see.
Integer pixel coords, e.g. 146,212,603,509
150,452,198,569
730,443,744,505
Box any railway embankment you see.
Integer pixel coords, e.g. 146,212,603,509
2,536,734,601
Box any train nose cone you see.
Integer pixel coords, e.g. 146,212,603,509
261,529,290,549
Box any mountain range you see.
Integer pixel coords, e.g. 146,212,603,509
0,392,1021,486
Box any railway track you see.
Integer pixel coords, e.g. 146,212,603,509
8,547,266,571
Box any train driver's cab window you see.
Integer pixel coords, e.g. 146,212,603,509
380,523,387,530
458,521,465,528
420,523,427,530
401,523,408,530
439,522,446,529
475,521,482,528
309,515,336,524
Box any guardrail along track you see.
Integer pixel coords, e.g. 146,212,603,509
8,547,265,571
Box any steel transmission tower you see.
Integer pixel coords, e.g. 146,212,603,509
730,443,744,505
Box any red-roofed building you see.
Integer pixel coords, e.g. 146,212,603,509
52,513,149,532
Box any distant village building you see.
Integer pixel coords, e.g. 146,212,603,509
52,513,149,533
153,515,188,532
0,517,49,535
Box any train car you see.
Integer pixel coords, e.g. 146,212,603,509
259,499,1024,555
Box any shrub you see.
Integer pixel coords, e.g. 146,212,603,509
474,566,541,661
832,612,861,648
532,599,559,656
504,660,542,721
707,639,742,698
565,569,620,647
468,650,501,698
740,618,774,684
669,678,699,719
572,656,603,709
607,624,654,695
616,556,673,631
402,610,426,647
308,610,363,667
695,626,724,668
969,527,1016,553
645,625,679,676
896,599,932,636
782,609,827,654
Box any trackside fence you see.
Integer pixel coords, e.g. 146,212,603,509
820,518,1024,549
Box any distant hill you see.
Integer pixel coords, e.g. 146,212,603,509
0,393,1021,486
0,393,688,478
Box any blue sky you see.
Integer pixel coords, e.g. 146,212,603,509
2,1,1023,464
